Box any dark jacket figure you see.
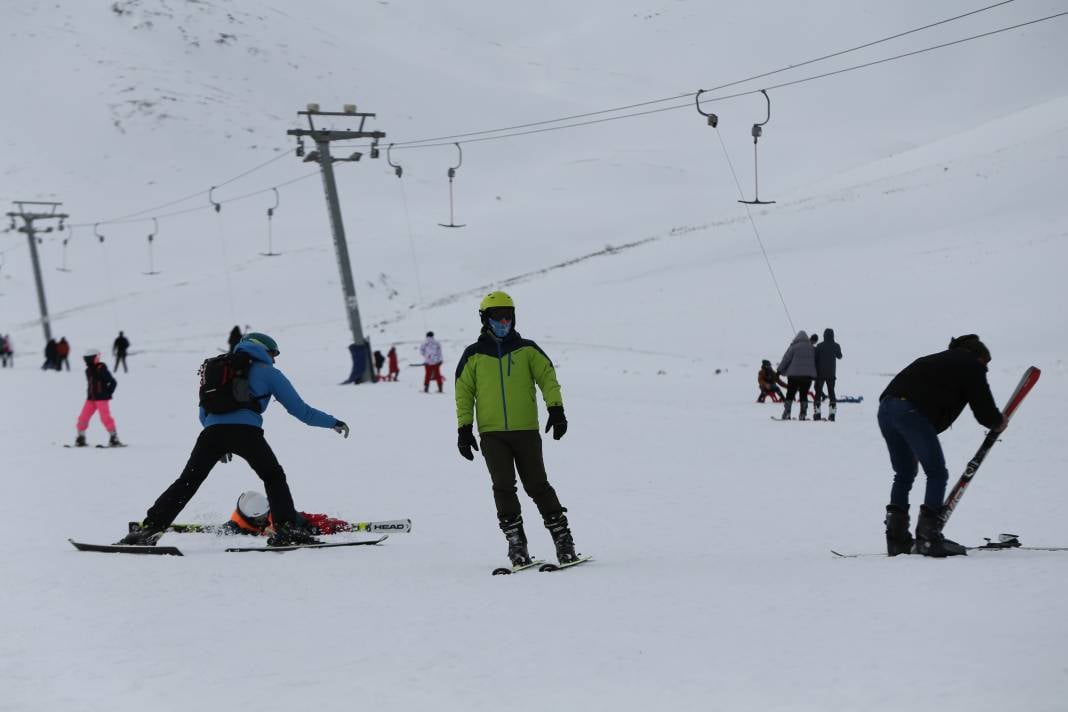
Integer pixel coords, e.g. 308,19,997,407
1,334,13,367
777,331,817,419
75,350,120,447
757,360,786,402
879,335,1005,559
118,332,350,549
814,328,843,419
56,338,71,370
113,331,130,372
454,291,579,568
227,326,242,353
373,350,385,380
43,339,58,370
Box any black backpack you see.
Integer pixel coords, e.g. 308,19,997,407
198,351,264,414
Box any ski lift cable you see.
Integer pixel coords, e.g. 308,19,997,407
375,9,1068,152
383,0,1023,148
55,6,1062,233
713,127,795,335
69,148,290,228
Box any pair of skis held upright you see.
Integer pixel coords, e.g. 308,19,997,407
834,365,1043,558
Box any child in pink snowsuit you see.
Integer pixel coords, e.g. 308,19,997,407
75,349,122,447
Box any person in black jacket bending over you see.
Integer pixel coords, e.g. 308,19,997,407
878,335,1005,557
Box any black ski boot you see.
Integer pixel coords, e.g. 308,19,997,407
781,401,793,420
115,521,164,546
799,401,809,421
915,505,967,557
828,404,836,422
267,521,322,547
884,504,914,556
814,402,822,421
545,512,579,565
499,515,531,566
108,432,123,447
74,433,87,447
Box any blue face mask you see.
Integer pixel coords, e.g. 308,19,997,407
488,318,512,338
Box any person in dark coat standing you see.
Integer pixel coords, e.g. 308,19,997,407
227,325,242,354
879,335,1005,558
777,331,817,420
373,350,385,382
43,339,58,370
56,338,71,370
113,331,130,372
814,328,843,421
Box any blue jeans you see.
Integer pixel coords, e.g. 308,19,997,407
877,398,949,510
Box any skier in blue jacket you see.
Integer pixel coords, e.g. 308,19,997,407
119,333,350,547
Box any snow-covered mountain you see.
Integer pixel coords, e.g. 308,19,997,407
2,2,1067,710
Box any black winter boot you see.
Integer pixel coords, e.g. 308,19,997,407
915,505,967,557
814,402,822,421
108,432,123,447
267,521,322,547
799,401,809,421
74,433,87,447
545,512,579,564
829,404,837,422
499,515,531,566
115,521,164,546
781,402,792,420
884,504,914,556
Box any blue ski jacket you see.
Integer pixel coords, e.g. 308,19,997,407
199,341,337,430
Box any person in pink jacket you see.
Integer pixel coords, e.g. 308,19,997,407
74,349,122,447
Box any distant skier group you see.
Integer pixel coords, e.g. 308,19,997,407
761,328,842,421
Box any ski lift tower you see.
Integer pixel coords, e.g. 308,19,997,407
6,200,68,344
287,104,386,385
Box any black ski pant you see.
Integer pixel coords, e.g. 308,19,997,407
114,353,128,372
785,376,813,403
815,377,836,406
145,425,298,529
480,430,564,524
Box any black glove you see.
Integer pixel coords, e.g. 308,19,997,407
219,452,232,464
333,420,350,438
457,424,479,461
544,405,567,440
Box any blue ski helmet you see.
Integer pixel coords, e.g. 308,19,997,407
242,332,279,356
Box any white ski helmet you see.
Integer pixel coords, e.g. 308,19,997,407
236,490,270,527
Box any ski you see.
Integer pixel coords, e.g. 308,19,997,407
225,534,388,553
832,533,1068,558
69,538,182,556
130,518,411,535
941,366,1041,524
63,444,127,449
539,555,593,572
492,559,546,575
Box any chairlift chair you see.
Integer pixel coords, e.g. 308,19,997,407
261,188,282,256
144,218,161,275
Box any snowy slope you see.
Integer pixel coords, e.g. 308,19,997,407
2,2,1068,711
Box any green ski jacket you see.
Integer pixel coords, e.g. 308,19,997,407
455,330,563,433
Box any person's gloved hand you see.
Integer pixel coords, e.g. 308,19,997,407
333,420,350,438
219,452,232,464
457,424,479,461
544,405,567,440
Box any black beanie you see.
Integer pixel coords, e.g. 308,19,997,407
948,334,991,361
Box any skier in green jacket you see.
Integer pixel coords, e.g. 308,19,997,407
455,291,579,567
